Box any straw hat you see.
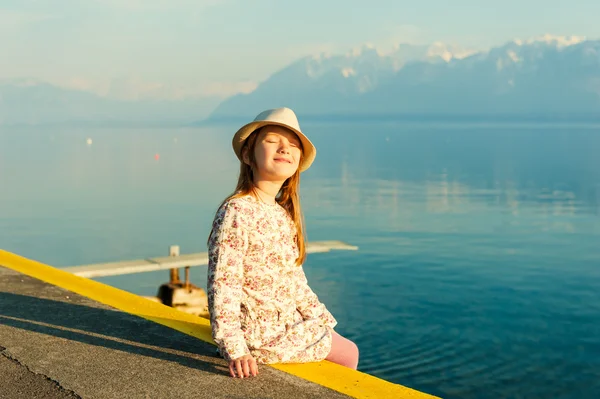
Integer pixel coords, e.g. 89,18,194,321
232,107,316,172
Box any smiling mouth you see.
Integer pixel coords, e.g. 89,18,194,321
274,158,292,164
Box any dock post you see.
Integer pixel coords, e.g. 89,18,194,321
169,245,180,284
185,266,191,292
156,245,209,318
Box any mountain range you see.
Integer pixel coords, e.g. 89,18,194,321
209,35,600,122
0,78,219,126
1,35,599,126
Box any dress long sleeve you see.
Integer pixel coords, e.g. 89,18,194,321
207,202,250,361
206,195,336,365
293,265,337,330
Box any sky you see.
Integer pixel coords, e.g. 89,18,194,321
2,0,600,100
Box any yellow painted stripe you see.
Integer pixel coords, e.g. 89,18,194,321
0,250,438,399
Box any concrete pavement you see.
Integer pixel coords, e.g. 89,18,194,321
0,266,353,399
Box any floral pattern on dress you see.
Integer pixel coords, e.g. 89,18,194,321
207,194,337,364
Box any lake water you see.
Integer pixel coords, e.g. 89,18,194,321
1,122,599,398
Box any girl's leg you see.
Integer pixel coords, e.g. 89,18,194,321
325,329,359,369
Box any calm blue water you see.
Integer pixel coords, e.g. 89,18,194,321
1,122,599,398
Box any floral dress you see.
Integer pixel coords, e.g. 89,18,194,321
207,194,337,364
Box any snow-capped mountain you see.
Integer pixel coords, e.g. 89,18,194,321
209,36,600,121
2,36,599,125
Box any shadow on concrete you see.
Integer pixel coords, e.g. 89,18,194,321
0,292,226,376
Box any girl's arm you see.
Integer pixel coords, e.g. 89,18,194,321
208,202,251,361
293,265,338,329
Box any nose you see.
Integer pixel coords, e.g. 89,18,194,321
278,141,290,154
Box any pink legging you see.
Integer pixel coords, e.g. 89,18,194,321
325,329,359,369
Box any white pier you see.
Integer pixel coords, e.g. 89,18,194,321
63,240,358,278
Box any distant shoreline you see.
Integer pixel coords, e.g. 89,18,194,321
2,113,600,129
200,112,600,125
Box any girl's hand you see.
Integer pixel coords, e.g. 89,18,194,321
229,354,258,378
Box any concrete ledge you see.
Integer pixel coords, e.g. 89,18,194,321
0,249,438,399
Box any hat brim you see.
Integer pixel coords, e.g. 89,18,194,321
232,121,316,172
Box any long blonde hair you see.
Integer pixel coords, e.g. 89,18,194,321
208,127,306,266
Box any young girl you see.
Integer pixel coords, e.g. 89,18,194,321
207,107,359,379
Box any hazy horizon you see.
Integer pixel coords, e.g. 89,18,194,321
3,0,600,101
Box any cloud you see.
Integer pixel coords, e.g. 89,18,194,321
525,34,586,47
55,76,257,100
284,43,337,59
201,81,258,97
0,9,55,33
59,77,108,94
55,76,183,100
375,24,424,52
91,0,224,11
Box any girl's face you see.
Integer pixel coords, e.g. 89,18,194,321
247,125,302,182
